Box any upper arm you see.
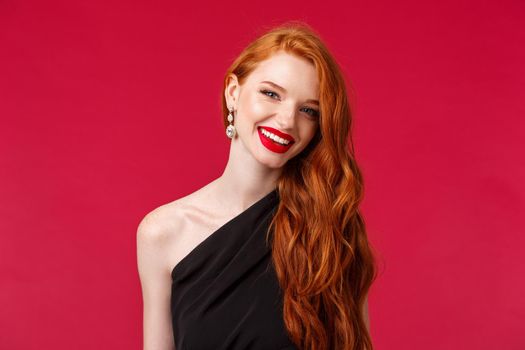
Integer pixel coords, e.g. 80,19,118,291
137,208,177,350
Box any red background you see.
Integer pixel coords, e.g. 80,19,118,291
1,0,524,349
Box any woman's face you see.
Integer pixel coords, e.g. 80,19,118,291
225,51,320,169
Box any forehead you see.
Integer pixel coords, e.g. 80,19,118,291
246,51,319,94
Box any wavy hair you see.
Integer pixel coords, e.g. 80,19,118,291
220,21,378,350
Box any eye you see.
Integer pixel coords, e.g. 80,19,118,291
260,89,280,99
301,107,320,119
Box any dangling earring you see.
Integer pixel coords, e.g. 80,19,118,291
226,105,236,139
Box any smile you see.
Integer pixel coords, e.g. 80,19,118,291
260,128,291,145
257,126,295,154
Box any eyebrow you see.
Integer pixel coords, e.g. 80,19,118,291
260,80,319,106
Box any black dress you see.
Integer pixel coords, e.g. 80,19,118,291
170,188,298,350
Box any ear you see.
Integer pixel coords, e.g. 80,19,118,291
224,73,240,109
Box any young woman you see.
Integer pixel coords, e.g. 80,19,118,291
137,21,378,350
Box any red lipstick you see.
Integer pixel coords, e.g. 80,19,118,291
257,126,295,154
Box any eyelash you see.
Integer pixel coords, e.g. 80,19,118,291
259,89,320,118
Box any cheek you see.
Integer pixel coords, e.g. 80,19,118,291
299,122,318,142
240,95,267,122
249,100,270,118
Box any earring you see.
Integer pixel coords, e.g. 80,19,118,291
226,105,236,139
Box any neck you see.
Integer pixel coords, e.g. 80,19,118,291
212,140,282,211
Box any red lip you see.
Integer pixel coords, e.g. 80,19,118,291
258,126,295,142
257,127,294,154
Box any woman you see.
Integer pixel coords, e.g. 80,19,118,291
137,21,378,350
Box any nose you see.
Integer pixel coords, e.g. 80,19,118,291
274,104,297,131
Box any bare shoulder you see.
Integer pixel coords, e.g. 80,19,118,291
137,183,219,273
136,195,193,260
137,185,213,237
137,199,184,243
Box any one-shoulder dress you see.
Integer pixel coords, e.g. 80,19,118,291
170,188,298,350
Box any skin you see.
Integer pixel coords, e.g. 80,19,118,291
224,50,320,173
137,51,369,350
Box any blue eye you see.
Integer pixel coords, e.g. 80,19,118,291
302,107,320,118
260,89,280,99
260,89,319,119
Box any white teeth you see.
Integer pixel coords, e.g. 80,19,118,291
261,128,290,145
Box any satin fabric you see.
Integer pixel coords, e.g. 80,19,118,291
170,189,297,350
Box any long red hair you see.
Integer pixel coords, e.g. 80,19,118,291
221,21,378,350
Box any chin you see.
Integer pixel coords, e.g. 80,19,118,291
255,152,288,169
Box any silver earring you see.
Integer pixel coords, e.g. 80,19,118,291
226,106,236,139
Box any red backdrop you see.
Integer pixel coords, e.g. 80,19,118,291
1,0,523,349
